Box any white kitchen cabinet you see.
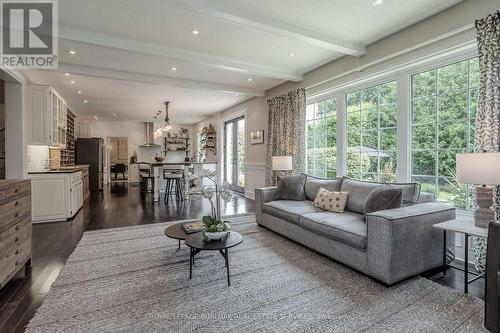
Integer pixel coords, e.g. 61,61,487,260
29,171,83,222
128,163,140,183
28,84,67,147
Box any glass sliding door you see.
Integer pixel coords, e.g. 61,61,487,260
224,117,245,193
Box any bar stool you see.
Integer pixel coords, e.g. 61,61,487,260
163,168,185,204
139,164,154,193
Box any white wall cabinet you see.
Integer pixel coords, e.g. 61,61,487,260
28,84,67,147
29,171,83,222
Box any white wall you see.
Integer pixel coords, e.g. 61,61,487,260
193,97,267,198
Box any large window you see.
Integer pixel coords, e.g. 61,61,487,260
306,98,337,178
411,58,479,209
346,81,398,182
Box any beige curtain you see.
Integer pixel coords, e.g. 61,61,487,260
265,88,306,185
473,11,500,273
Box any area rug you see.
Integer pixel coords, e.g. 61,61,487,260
26,213,486,332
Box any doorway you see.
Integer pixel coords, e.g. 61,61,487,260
224,116,245,193
108,137,128,182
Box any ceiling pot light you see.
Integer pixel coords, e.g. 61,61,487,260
83,100,88,103
113,113,117,117
70,80,75,84
64,73,70,76
248,78,252,82
171,67,177,71
289,52,295,56
67,49,76,55
191,29,199,35
77,90,82,94
372,0,383,6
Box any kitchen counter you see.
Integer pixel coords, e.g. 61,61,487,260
28,165,89,174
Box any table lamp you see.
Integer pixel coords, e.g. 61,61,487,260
456,152,500,228
272,156,293,178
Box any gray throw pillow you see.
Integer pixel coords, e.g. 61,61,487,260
363,185,402,215
387,183,421,206
276,175,306,201
303,177,342,201
340,177,382,214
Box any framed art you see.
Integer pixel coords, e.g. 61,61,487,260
250,130,264,144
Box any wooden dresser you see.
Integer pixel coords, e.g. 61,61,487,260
0,180,32,288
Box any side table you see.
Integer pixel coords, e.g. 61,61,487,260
433,218,488,294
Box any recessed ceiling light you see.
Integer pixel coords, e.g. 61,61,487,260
113,113,117,117
248,78,252,82
67,49,76,55
83,100,88,103
289,52,295,56
191,29,199,35
64,73,70,76
372,0,383,6
77,90,82,94
171,67,177,71
70,80,75,84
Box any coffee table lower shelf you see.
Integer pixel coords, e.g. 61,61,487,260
186,231,243,287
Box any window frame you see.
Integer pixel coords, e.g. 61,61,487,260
305,98,338,178
305,46,478,211
409,57,479,209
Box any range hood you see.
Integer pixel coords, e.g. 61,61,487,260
139,122,161,147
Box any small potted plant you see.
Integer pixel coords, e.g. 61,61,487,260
188,170,233,241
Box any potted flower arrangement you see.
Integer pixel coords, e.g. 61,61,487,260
188,170,233,241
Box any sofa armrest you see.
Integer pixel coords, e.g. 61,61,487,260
255,187,277,225
366,203,455,285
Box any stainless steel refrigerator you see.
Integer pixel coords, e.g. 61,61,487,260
76,138,104,191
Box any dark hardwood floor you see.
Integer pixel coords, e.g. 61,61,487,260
0,183,484,332
0,183,254,333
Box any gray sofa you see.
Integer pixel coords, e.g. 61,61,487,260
255,176,456,285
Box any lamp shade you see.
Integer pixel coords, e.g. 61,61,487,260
456,152,500,185
272,156,293,171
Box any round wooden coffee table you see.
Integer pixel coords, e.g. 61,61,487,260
164,223,191,251
185,231,243,286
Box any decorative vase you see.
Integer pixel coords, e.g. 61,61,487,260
203,223,230,241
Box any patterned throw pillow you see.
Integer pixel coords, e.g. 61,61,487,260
312,187,349,213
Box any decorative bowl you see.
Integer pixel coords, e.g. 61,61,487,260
154,156,165,162
203,223,231,241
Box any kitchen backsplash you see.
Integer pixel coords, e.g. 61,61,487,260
27,145,49,171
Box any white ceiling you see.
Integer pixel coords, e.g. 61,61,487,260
21,0,462,124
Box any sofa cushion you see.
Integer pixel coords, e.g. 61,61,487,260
263,200,323,224
299,212,367,249
363,185,402,215
276,175,306,201
304,177,342,201
340,177,382,214
387,182,421,206
313,188,349,213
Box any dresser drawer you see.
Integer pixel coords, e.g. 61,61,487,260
0,196,31,232
0,180,30,206
0,218,31,257
0,194,31,232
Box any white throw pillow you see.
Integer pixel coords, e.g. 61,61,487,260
313,187,349,213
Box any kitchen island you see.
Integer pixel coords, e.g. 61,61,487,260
145,162,217,203
28,165,89,222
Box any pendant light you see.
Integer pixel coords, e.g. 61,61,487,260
162,101,172,133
